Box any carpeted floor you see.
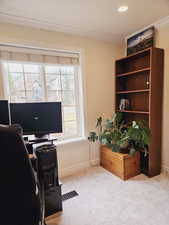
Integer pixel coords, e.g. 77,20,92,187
46,166,169,225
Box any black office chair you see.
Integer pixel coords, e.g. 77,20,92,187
0,125,42,225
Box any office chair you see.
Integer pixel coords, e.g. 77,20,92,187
0,125,43,225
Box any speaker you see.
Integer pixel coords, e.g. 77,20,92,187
0,100,10,125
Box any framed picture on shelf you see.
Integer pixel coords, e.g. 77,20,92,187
119,99,130,110
126,26,155,56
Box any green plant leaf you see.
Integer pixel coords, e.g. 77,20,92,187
96,117,102,127
88,113,151,158
101,138,108,145
105,119,113,129
88,132,98,142
109,143,120,152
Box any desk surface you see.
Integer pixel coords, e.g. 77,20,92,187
26,138,57,144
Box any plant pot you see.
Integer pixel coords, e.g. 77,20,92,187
119,147,130,154
100,146,140,180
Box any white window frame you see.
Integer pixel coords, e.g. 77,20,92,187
0,60,86,142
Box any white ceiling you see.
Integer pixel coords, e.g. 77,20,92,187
0,0,169,43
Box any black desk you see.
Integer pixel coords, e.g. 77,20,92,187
25,138,57,154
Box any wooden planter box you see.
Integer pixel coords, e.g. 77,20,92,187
101,146,140,180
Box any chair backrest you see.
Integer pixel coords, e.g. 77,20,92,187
0,125,41,225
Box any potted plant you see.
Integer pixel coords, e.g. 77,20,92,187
88,113,151,180
88,112,150,156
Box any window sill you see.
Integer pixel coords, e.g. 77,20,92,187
54,136,87,146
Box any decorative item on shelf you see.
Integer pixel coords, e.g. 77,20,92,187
119,99,130,110
126,26,155,56
88,112,151,156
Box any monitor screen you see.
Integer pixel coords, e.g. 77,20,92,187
10,102,62,135
0,100,10,125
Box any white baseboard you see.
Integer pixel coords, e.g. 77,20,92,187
161,165,169,174
59,161,90,178
60,161,169,178
59,158,100,178
90,158,100,166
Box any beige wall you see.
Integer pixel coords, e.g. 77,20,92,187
2,21,168,175
0,22,123,177
155,23,169,172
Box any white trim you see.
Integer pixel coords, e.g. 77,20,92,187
90,158,100,166
1,12,169,44
59,161,169,181
59,161,90,178
54,137,86,146
0,43,80,57
79,49,88,138
0,59,78,67
74,66,82,135
79,49,94,164
161,165,169,174
1,60,85,142
0,12,112,42
0,11,90,36
154,15,169,28
59,159,100,178
0,63,10,100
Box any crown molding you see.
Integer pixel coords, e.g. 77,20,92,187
155,15,169,28
0,12,114,43
0,12,88,34
1,11,168,44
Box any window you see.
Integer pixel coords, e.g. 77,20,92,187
2,62,84,141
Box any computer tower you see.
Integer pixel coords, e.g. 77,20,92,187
35,144,59,187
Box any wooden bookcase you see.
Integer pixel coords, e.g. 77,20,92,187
115,47,164,177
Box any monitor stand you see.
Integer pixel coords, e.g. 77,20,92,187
34,133,49,139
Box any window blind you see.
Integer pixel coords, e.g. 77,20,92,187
0,44,79,65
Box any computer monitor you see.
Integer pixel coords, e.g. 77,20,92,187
10,102,62,137
0,100,10,125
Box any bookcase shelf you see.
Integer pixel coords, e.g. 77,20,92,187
116,67,151,78
115,47,164,177
116,89,149,94
116,47,151,62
